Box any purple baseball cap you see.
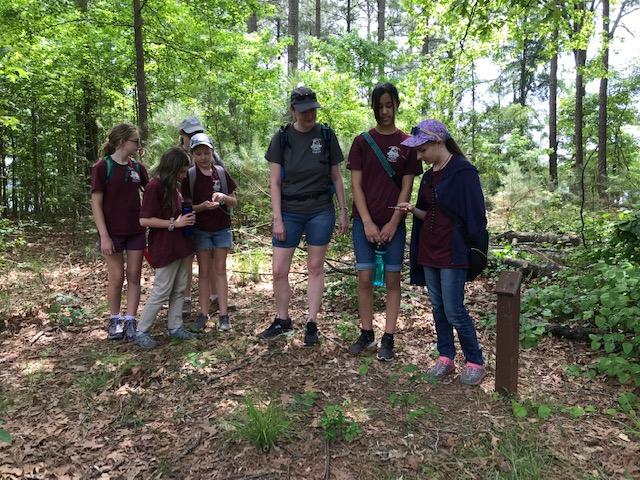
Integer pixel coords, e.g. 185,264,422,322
401,119,451,147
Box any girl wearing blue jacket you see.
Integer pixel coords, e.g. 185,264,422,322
396,119,487,385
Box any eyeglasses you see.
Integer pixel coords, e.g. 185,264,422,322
128,138,141,145
410,126,442,140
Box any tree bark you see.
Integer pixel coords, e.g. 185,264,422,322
346,0,352,33
597,0,610,200
573,47,586,187
247,11,258,33
549,27,559,190
287,0,299,73
315,0,321,37
132,0,148,142
495,231,581,245
518,40,528,106
377,0,385,43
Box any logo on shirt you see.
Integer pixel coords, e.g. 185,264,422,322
129,167,141,183
387,146,400,163
213,179,221,192
310,138,323,155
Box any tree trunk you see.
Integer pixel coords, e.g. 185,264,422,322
0,135,5,214
377,0,385,43
287,0,299,73
346,0,352,33
133,0,148,142
549,27,558,190
597,0,609,200
247,11,258,33
519,40,528,106
315,0,321,37
471,61,476,160
573,48,586,186
10,132,17,218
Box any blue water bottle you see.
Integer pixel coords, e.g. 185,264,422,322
182,202,193,237
373,245,386,288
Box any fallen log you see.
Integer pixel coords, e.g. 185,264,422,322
495,231,580,246
545,323,604,342
502,257,560,277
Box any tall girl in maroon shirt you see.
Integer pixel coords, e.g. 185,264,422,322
91,123,148,341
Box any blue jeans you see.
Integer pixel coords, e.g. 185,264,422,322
193,228,233,251
352,218,406,272
424,266,483,365
272,209,335,248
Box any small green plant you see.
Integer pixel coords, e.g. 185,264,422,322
184,351,212,369
334,314,359,343
320,404,362,443
0,420,11,444
358,356,373,376
291,390,318,412
234,248,269,286
407,403,442,427
388,392,417,408
231,397,292,452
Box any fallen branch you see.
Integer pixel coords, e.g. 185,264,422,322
495,231,580,246
545,324,605,342
502,258,560,277
324,439,331,480
174,433,202,462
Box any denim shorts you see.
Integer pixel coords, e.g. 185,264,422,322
193,228,233,251
352,217,406,272
272,209,335,248
97,232,145,253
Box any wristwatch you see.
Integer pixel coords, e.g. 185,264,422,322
168,217,175,231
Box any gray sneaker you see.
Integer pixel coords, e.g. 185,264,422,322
192,313,208,332
218,314,232,332
169,326,196,341
182,298,192,319
349,331,376,355
124,318,137,342
428,357,455,381
460,364,486,385
135,331,158,349
108,317,124,340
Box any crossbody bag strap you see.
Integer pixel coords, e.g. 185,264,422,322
361,131,396,178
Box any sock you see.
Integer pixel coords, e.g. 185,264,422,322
124,315,135,321
110,314,121,320
210,294,218,302
361,329,374,341
184,296,191,302
306,321,318,332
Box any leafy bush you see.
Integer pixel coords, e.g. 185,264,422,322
231,397,292,452
320,403,362,443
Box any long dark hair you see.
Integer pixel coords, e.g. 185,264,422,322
371,83,400,124
445,138,467,159
153,147,190,216
102,123,138,156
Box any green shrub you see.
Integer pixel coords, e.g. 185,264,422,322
231,397,292,452
320,403,362,443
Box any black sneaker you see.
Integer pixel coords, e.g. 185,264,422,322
349,331,376,355
257,317,292,340
304,321,319,346
377,334,395,362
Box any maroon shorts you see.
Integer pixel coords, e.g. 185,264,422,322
97,232,146,253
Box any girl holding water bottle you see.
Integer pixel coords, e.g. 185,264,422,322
134,147,197,349
346,83,422,361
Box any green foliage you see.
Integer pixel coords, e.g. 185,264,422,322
0,419,11,444
0,219,26,264
334,314,359,344
320,403,362,443
388,392,418,408
407,403,443,427
291,391,318,412
358,357,373,376
231,397,292,452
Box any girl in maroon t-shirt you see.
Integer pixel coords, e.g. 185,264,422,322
91,123,149,342
181,133,238,332
134,147,197,349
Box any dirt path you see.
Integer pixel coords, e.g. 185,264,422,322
0,232,638,479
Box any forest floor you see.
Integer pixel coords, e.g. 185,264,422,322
0,226,638,480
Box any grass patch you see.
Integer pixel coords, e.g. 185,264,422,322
75,350,141,394
230,397,292,452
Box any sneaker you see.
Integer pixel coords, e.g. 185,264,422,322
182,298,192,319
192,313,208,332
460,363,486,385
124,318,137,342
376,334,395,362
349,331,376,355
427,356,455,381
169,326,196,341
257,317,293,340
108,317,124,340
135,331,158,349
218,314,232,332
304,321,319,346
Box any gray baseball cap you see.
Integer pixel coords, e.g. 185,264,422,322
190,133,214,150
179,117,204,135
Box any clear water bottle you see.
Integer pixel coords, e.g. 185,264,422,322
182,202,193,237
373,246,386,288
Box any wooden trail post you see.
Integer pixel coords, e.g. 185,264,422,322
495,270,523,395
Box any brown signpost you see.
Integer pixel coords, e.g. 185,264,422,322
495,270,523,395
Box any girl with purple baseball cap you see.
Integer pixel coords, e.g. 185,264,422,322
396,119,487,385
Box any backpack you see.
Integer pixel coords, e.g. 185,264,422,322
278,122,335,196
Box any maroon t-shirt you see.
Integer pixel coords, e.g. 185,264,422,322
91,156,149,236
180,166,237,232
140,179,195,269
417,168,467,268
347,129,422,225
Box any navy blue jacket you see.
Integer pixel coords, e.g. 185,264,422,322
409,154,487,285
